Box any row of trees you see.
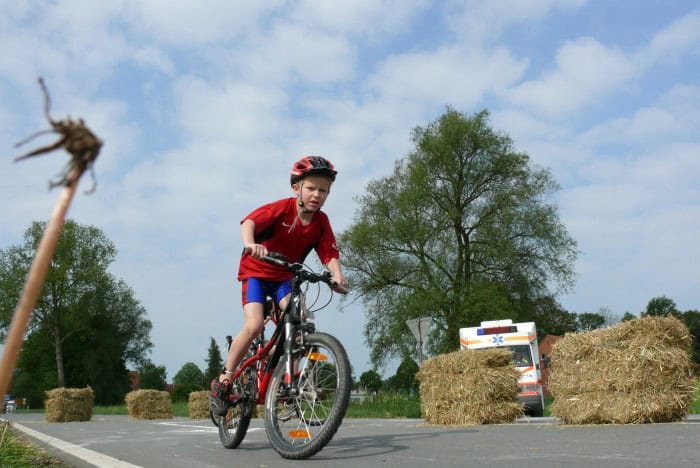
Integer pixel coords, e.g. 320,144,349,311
0,220,230,407
135,337,225,401
0,221,153,407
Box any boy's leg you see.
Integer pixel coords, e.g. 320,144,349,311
220,302,265,384
210,302,265,415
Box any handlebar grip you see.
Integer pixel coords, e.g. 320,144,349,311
243,247,288,265
332,283,350,295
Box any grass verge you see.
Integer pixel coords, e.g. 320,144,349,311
346,392,422,418
0,423,70,467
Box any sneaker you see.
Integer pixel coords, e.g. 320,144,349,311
209,378,231,416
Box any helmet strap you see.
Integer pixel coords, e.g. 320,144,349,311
297,180,304,208
296,180,314,213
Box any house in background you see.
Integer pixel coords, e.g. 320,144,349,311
539,334,561,397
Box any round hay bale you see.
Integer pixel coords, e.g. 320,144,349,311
125,390,173,420
188,390,211,419
549,316,695,424
45,387,94,422
417,348,523,425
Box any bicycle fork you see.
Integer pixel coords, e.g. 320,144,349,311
283,317,298,395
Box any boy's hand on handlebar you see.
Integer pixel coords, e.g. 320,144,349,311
243,244,268,258
331,275,349,295
332,282,350,295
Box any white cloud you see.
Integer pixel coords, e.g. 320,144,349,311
577,84,700,147
638,9,700,68
491,109,567,143
508,37,636,116
446,0,588,44
291,0,430,38
369,45,528,109
253,23,357,85
122,0,283,46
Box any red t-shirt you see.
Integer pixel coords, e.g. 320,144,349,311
237,197,340,281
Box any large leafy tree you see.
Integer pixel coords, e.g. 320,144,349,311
358,370,382,394
174,362,204,386
138,360,167,390
384,355,419,394
340,108,577,368
0,220,152,403
522,295,578,338
577,312,606,331
643,295,680,317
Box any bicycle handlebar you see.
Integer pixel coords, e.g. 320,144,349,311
243,248,350,295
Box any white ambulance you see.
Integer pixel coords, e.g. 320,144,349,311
459,319,544,417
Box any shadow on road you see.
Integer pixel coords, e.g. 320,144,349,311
314,425,479,461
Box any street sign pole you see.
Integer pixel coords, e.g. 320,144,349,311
406,317,433,364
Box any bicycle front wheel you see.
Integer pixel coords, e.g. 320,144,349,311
264,332,351,459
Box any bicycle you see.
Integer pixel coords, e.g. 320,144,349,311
211,252,351,459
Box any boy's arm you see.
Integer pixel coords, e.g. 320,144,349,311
325,257,347,289
241,219,268,258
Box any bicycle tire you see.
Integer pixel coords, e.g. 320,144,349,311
264,332,351,459
218,366,256,449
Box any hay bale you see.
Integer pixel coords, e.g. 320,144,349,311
254,404,265,418
417,348,523,425
125,390,173,420
188,391,211,419
45,387,93,422
549,316,695,424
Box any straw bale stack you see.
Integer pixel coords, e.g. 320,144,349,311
188,390,211,419
549,316,695,424
125,390,173,420
45,387,93,422
255,404,265,418
417,348,522,425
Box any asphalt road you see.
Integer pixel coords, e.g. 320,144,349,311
4,412,700,468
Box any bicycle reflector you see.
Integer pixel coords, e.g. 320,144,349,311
477,325,517,335
289,429,313,439
308,352,328,361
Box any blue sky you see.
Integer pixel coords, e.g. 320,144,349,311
1,0,699,380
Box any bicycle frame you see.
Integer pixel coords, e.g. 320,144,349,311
227,273,311,405
215,252,351,459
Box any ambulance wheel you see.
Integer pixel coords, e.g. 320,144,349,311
529,402,544,417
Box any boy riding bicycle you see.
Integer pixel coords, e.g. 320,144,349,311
210,156,347,415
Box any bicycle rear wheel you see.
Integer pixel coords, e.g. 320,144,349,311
264,332,351,459
217,367,256,449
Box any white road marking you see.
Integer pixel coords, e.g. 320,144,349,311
11,422,142,468
156,421,264,433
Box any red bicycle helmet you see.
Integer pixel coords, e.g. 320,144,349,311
290,156,337,186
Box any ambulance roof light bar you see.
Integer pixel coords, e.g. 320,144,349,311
477,325,518,336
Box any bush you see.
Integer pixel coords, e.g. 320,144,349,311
170,383,203,402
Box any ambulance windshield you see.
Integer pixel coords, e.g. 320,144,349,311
509,345,532,367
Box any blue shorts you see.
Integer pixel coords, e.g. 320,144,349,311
241,278,291,307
